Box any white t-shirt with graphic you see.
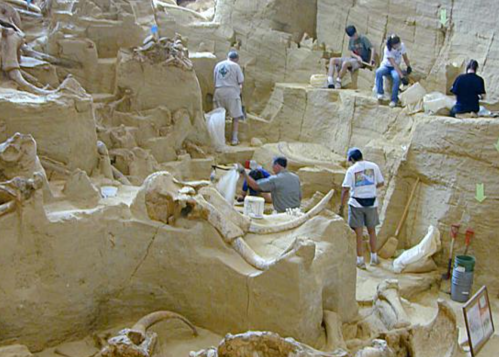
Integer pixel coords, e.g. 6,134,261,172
342,161,384,208
214,59,244,92
381,43,407,67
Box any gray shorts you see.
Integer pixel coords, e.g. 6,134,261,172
334,57,362,72
348,205,380,229
214,88,244,120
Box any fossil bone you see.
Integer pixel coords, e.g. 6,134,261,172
100,311,197,357
189,331,349,357
249,189,334,234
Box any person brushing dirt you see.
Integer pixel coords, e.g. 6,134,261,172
213,50,245,146
327,25,376,89
238,157,301,213
339,148,384,269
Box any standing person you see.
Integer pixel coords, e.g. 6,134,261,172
375,35,412,108
213,50,245,146
328,25,376,89
450,60,486,117
339,148,384,269
238,156,301,213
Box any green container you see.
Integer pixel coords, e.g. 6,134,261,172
454,255,476,272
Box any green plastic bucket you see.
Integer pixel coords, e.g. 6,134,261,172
454,255,476,272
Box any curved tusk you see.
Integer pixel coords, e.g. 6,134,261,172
9,69,54,95
249,189,334,234
127,311,198,345
231,237,274,270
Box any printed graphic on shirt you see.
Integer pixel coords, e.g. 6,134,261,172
354,169,375,187
219,65,229,77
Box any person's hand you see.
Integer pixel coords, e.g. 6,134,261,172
236,164,245,174
370,59,376,66
401,76,409,86
338,205,345,218
406,66,413,75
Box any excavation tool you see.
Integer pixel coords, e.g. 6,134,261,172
443,224,461,280
464,228,475,255
390,177,420,243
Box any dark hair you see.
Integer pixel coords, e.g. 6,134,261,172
387,34,401,51
467,60,479,72
345,25,357,37
347,148,363,162
273,156,287,168
249,169,265,181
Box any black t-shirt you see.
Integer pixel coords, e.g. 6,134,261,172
451,73,486,113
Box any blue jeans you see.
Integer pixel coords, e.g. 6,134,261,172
376,65,401,103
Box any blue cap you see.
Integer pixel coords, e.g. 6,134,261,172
228,50,239,59
347,147,362,162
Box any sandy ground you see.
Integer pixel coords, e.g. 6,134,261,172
33,257,498,357
357,259,499,357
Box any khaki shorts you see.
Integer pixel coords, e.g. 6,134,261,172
348,205,380,229
334,57,362,72
214,88,244,119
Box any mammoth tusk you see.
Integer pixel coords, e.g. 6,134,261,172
9,68,54,95
127,311,198,345
231,237,274,270
249,189,334,234
0,201,16,217
3,0,41,13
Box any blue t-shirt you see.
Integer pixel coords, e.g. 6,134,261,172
243,168,270,196
451,73,485,114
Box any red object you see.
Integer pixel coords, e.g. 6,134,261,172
465,228,475,247
451,224,461,239
244,160,251,169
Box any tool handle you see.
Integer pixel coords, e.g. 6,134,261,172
465,228,474,246
395,177,420,238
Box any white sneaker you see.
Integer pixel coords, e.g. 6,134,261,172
231,139,239,146
370,256,380,266
357,260,367,270
335,78,342,89
377,94,384,100
389,101,397,108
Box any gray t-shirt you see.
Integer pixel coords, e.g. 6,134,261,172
257,170,302,213
348,35,373,63
214,59,244,94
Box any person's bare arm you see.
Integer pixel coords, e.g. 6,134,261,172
242,171,260,192
351,51,363,62
339,187,350,217
389,57,404,78
403,53,411,68
370,48,377,65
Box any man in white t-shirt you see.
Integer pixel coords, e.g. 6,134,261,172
213,51,245,145
339,148,384,269
375,34,412,108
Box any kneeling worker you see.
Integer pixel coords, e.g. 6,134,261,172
238,160,272,203
213,50,245,146
238,156,301,213
339,148,384,269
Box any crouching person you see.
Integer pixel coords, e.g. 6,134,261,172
339,148,384,269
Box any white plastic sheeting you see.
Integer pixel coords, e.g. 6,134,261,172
393,225,441,273
206,108,226,151
216,168,239,205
